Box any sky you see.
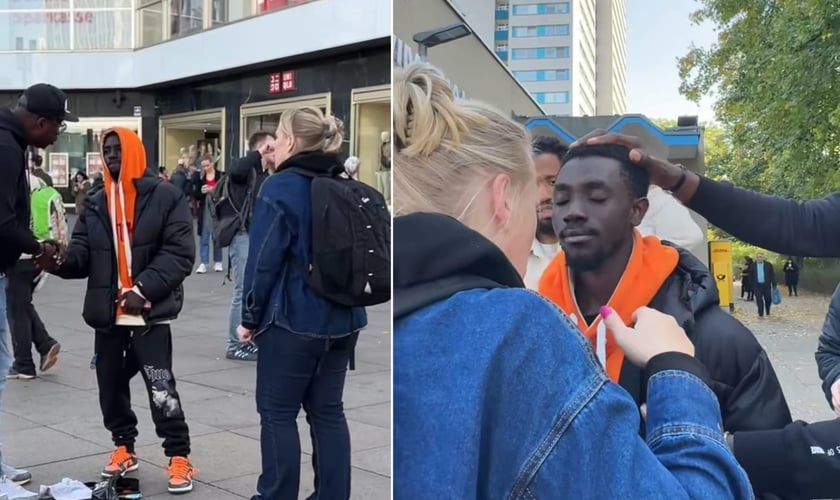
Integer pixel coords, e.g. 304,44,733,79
625,0,718,123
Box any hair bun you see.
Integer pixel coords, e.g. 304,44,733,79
394,63,482,158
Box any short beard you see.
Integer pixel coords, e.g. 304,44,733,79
536,219,556,240
566,252,607,272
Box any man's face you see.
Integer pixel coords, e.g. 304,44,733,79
757,254,765,263
102,133,121,177
553,156,647,271
26,116,63,149
534,152,562,238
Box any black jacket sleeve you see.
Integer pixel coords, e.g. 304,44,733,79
134,189,195,302
0,146,40,256
694,308,792,432
228,151,262,183
52,208,91,280
690,175,840,257
734,419,840,499
191,174,206,202
816,283,840,407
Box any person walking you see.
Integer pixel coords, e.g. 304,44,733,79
741,256,754,301
783,258,799,297
72,171,91,217
749,253,777,317
6,172,62,380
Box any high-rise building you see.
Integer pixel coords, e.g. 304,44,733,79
457,0,626,116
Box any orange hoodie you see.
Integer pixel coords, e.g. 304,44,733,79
538,230,679,382
101,127,147,322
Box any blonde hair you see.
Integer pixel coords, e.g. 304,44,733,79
393,63,534,224
277,106,344,155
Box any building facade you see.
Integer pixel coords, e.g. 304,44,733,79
454,0,627,116
0,0,391,204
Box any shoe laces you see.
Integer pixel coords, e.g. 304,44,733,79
168,457,194,480
109,446,134,466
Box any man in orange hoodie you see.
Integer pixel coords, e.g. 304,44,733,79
48,128,198,494
538,143,791,432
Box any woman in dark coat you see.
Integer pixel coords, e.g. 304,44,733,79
741,256,754,301
783,258,799,297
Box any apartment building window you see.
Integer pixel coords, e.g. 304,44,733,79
513,69,569,81
512,2,570,15
512,24,569,37
533,91,569,104
510,46,569,59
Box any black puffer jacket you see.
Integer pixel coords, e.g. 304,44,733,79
620,242,791,432
619,245,792,433
620,245,795,500
55,175,195,330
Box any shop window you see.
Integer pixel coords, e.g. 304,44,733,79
350,87,390,206
159,109,225,173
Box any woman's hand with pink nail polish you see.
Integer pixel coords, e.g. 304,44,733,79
602,306,695,367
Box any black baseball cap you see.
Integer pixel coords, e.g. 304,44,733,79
18,83,78,123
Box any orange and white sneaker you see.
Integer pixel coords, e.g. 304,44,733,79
167,456,197,494
101,446,139,478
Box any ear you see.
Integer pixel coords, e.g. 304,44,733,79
630,196,649,226
489,173,513,231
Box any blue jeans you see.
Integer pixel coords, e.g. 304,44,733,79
199,207,222,265
0,274,13,464
227,231,249,348
251,329,358,500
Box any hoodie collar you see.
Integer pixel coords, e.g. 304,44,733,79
278,152,343,175
0,109,28,149
394,213,524,318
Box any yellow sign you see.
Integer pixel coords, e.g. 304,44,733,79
708,240,734,312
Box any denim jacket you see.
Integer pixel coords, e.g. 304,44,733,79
241,153,367,337
393,213,753,499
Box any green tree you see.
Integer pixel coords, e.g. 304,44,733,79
678,0,840,200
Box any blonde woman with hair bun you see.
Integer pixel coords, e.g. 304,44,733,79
392,63,752,499
236,105,367,500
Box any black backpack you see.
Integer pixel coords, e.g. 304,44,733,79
209,171,256,247
286,167,391,307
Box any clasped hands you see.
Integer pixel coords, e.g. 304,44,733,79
33,240,66,272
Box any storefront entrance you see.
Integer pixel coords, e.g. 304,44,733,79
239,93,331,153
159,109,226,172
350,85,390,204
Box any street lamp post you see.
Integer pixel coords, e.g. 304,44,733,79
412,23,472,62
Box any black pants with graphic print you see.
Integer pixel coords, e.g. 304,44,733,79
95,325,191,457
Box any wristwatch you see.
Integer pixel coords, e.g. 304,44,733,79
665,164,689,194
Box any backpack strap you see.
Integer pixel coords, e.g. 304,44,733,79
393,274,507,320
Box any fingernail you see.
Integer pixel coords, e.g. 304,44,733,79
599,306,612,318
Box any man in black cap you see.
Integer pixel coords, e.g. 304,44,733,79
0,82,76,493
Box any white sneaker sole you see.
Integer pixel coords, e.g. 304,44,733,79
168,482,194,494
101,461,139,478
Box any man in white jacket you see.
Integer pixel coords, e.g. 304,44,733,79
524,137,705,290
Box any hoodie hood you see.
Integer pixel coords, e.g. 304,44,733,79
101,127,147,186
394,213,523,319
100,127,149,323
0,109,27,149
279,152,344,176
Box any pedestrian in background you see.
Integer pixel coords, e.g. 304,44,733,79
783,258,799,297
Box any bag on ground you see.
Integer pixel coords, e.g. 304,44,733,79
288,167,391,307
